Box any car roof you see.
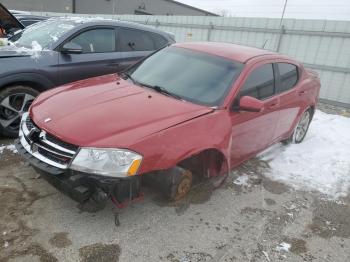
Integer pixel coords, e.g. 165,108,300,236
49,17,172,38
173,42,278,63
15,14,48,20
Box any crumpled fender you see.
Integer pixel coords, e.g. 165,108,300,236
132,110,232,175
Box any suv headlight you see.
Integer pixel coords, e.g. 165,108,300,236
70,148,142,177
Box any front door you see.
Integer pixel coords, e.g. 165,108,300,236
229,63,280,166
57,27,124,85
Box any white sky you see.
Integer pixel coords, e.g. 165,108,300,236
177,0,350,20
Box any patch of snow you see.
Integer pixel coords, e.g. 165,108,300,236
276,242,291,252
60,16,114,24
0,144,17,154
0,146,5,154
260,110,350,199
4,241,9,248
50,35,59,41
6,144,18,154
233,174,250,186
57,24,75,30
14,41,44,60
31,41,43,51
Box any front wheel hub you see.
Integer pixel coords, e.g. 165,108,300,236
174,169,193,201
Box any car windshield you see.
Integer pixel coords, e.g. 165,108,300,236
128,46,243,107
13,19,76,48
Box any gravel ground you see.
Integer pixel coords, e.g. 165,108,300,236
0,103,349,262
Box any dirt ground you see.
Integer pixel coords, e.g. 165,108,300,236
0,103,349,262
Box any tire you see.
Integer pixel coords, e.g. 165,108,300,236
145,166,193,201
169,168,193,201
282,108,312,145
0,85,39,137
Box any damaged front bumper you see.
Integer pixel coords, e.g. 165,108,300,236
15,113,141,206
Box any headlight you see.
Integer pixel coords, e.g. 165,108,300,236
70,148,142,177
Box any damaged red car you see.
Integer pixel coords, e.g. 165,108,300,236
16,42,320,209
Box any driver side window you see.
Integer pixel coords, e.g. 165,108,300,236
69,28,116,53
240,64,275,100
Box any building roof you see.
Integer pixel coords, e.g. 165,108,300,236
164,0,219,16
173,42,277,63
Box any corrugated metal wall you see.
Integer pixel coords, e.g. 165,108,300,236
32,13,350,106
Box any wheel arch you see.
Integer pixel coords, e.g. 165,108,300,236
177,147,228,178
0,73,55,92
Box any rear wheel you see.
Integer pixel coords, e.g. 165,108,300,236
282,109,312,144
0,86,38,137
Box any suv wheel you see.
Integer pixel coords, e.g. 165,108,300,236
0,86,39,137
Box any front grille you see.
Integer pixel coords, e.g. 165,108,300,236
26,116,36,130
22,115,79,168
46,133,79,152
38,147,70,165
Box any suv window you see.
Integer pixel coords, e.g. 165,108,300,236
240,64,275,100
118,28,155,51
150,33,168,49
70,28,116,53
277,63,299,92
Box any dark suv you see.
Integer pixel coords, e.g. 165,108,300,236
0,5,175,137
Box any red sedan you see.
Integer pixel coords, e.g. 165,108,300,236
16,42,320,210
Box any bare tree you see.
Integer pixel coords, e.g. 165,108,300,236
215,8,233,17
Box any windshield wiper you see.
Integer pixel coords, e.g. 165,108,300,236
139,82,183,100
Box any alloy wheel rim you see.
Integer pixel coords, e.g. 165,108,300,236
294,111,310,142
0,93,35,131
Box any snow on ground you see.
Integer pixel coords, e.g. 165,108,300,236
276,242,291,252
0,144,17,155
260,110,350,199
233,174,250,186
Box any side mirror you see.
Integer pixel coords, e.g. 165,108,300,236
239,96,264,112
61,42,82,54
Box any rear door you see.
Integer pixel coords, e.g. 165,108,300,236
57,27,124,85
116,27,168,70
272,62,304,140
230,63,280,164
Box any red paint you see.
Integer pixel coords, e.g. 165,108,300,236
30,43,320,176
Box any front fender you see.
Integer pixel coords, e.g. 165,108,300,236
133,110,232,174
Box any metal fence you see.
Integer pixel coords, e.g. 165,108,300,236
33,12,350,107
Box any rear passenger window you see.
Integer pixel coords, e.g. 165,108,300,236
277,63,298,92
240,64,275,100
150,33,168,49
118,28,155,51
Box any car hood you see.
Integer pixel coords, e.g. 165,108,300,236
30,74,214,147
0,45,33,57
0,3,24,35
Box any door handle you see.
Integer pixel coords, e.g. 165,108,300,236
298,90,307,96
